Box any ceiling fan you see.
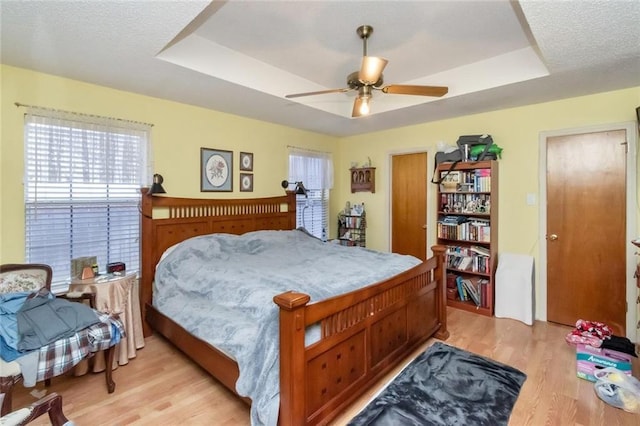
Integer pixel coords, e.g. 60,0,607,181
285,25,449,118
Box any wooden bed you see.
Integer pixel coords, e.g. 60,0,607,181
139,189,449,425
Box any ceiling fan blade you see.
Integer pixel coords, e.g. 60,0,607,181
359,56,388,85
285,88,351,99
381,85,448,97
352,97,364,118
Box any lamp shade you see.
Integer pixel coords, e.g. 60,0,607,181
148,173,166,195
352,86,372,117
359,56,388,85
294,182,307,195
359,97,370,116
281,180,308,197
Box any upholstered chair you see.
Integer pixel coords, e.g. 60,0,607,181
0,263,52,295
0,264,115,416
0,264,53,416
0,392,72,426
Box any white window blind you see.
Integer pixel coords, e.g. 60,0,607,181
24,109,150,293
287,148,333,239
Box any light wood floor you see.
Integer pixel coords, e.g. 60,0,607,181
12,308,640,425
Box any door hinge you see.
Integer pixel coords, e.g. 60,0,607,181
621,140,628,153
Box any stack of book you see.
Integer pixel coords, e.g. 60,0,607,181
437,216,491,242
473,169,491,192
440,193,491,214
440,169,491,193
454,276,490,308
446,245,491,273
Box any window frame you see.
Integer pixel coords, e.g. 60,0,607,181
23,110,150,293
287,148,333,239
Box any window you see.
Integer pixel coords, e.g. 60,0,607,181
24,109,151,293
287,148,333,239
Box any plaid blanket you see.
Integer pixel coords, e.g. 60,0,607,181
35,313,124,382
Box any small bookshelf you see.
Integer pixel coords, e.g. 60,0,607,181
338,212,366,247
437,160,498,316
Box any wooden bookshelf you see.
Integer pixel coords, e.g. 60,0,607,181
436,160,498,316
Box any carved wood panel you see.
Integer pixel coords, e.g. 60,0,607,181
407,290,437,343
306,331,366,416
370,309,408,367
212,219,254,234
156,222,210,257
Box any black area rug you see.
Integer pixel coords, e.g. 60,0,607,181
348,342,527,426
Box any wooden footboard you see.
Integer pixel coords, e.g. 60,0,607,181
274,246,448,426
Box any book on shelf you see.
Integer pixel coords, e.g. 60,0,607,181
455,276,467,301
442,215,468,225
438,221,490,243
439,168,492,193
470,245,490,256
478,278,490,308
440,171,461,189
474,169,491,192
457,256,473,271
445,246,490,273
450,275,490,307
461,279,481,306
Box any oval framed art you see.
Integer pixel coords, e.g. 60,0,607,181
201,148,233,192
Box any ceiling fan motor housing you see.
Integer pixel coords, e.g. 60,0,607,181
347,71,383,89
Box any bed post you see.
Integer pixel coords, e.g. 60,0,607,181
140,187,153,337
432,245,449,340
274,291,311,426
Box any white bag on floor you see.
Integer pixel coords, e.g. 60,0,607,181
495,253,534,325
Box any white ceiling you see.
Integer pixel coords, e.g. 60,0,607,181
1,0,639,137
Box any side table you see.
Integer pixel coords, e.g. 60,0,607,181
68,272,144,371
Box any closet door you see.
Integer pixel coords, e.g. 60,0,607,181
391,152,428,261
546,129,627,335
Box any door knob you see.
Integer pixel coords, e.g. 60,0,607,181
422,225,427,229
548,234,558,241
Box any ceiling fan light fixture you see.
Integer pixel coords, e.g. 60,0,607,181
352,86,372,117
359,97,371,115
359,56,388,85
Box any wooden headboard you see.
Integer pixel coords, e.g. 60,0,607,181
139,188,297,336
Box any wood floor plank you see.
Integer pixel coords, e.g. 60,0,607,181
10,307,639,425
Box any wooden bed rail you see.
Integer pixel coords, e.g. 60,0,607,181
274,245,448,426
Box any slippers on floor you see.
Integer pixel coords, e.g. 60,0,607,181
593,367,640,414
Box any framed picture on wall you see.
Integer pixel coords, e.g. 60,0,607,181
201,148,233,192
240,152,254,171
240,173,254,192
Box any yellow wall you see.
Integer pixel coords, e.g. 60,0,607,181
332,86,639,328
2,65,639,325
334,88,640,255
0,65,338,261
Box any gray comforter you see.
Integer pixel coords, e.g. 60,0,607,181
154,229,421,426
